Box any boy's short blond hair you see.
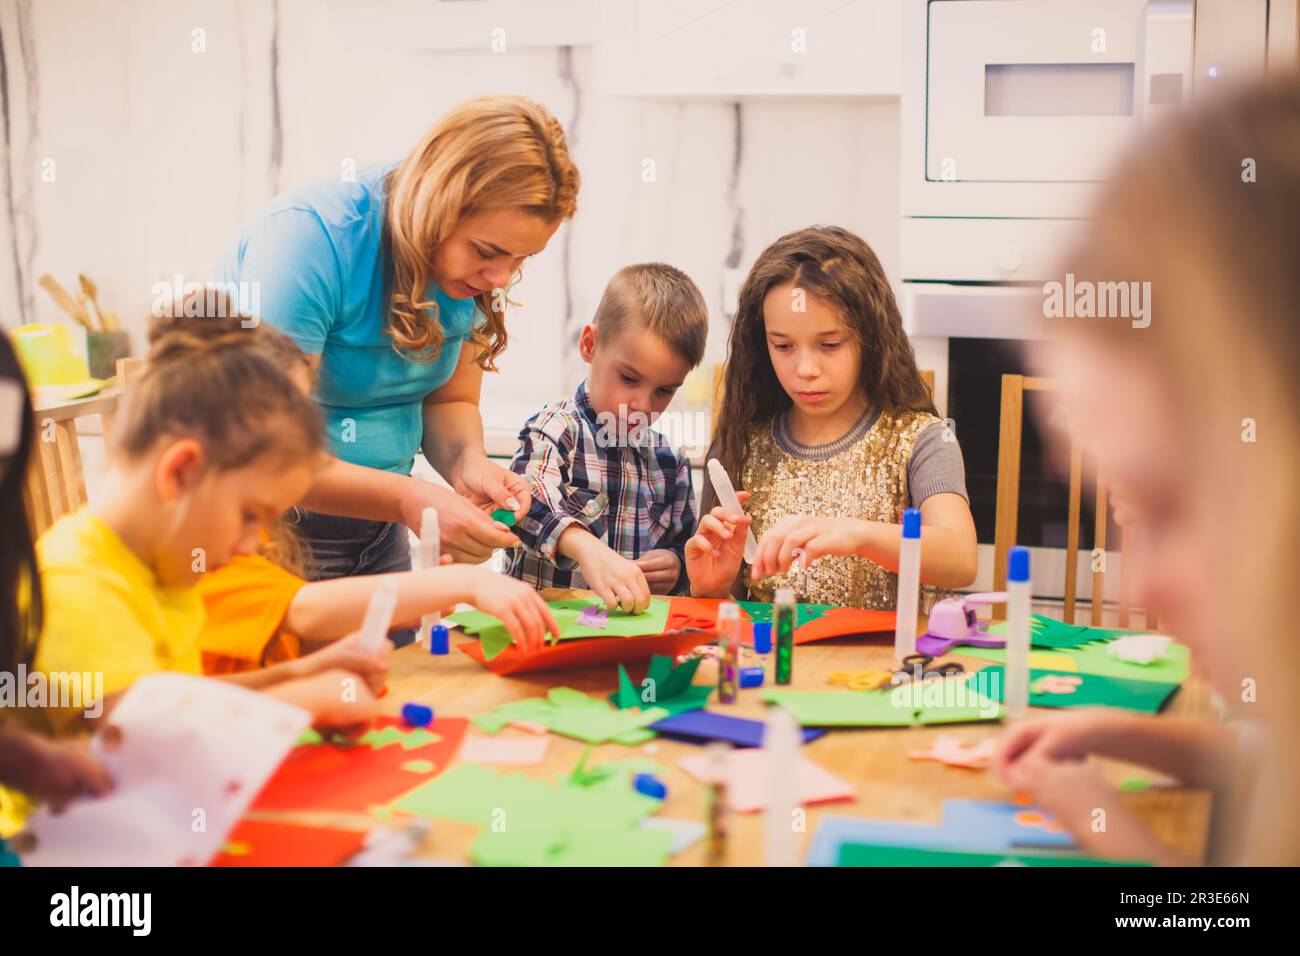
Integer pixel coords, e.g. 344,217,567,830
592,263,708,368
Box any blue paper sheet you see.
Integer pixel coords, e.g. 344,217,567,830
648,710,826,748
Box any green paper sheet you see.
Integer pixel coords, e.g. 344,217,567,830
608,655,713,717
959,638,1190,685
448,596,673,660
357,726,441,751
471,687,669,744
470,825,672,867
984,614,1153,650
837,842,1148,867
392,763,659,833
969,665,1180,714
764,679,1003,727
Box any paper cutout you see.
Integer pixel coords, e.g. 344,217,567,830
736,600,835,627
458,629,704,675
567,749,667,793
393,762,659,837
969,666,1180,714
907,734,997,769
1107,634,1172,665
249,717,468,814
764,679,1003,727
458,733,550,766
806,798,1077,866
639,817,707,856
471,687,668,744
985,614,1152,649
450,597,673,661
648,709,826,747
470,825,671,867
357,726,441,751
21,673,310,867
608,655,713,717
1031,674,1084,695
401,760,436,774
576,605,609,628
678,748,855,813
959,639,1190,685
836,843,1146,867
211,820,368,867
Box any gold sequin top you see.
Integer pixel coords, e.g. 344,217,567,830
740,406,941,610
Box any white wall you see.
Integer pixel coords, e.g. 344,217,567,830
1,0,901,438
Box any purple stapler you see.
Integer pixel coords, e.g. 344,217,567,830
915,592,1008,656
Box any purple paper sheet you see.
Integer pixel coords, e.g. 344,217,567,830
649,709,826,747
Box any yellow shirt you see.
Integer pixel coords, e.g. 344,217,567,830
32,509,205,735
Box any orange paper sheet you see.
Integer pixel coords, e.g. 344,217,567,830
457,630,705,675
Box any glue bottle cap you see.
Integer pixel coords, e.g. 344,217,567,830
430,624,450,655
717,602,740,621
902,508,921,539
1009,546,1031,583
752,621,773,654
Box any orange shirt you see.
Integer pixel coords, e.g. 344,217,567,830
195,554,306,674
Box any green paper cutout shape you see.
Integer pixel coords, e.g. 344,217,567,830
737,601,835,627
968,665,1180,714
472,687,669,744
984,614,1153,650
836,843,1148,867
357,726,442,751
470,824,671,867
449,596,673,661
490,508,517,527
764,679,1003,727
959,638,1190,685
392,763,658,834
608,655,712,717
296,729,324,747
400,759,437,774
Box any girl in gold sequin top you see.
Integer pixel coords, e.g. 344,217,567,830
685,226,978,610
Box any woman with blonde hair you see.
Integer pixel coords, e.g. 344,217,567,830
994,76,1300,866
218,96,579,637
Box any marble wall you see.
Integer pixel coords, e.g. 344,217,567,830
0,0,902,433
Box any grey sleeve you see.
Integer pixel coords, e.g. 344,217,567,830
907,421,969,506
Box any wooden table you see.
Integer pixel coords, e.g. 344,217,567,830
271,590,1214,866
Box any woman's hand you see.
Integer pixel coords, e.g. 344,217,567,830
0,729,113,812
452,453,532,524
750,514,871,580
399,480,517,564
634,549,682,595
685,491,751,598
466,569,562,654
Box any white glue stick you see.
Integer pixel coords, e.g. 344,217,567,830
358,578,399,654
1005,546,1032,719
893,508,922,660
707,458,757,565
419,507,441,638
763,706,801,867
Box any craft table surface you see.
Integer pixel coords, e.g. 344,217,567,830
256,589,1213,866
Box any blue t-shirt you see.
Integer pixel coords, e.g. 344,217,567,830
217,162,483,475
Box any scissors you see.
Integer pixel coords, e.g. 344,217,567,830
889,653,965,686
828,669,895,691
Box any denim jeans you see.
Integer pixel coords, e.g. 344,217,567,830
289,509,418,648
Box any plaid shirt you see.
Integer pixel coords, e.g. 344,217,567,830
504,382,696,593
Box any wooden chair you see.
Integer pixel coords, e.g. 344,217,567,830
991,373,1156,629
23,358,142,537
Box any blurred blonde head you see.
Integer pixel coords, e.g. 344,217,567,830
1044,76,1300,865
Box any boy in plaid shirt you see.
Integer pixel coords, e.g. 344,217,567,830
505,264,708,611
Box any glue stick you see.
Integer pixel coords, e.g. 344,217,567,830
359,578,399,654
894,508,922,661
774,587,795,685
706,742,729,865
419,507,440,641
717,602,741,704
707,458,757,565
763,706,800,867
1005,546,1032,719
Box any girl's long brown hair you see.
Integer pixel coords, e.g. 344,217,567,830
1,335,41,677
706,225,936,512
384,95,580,367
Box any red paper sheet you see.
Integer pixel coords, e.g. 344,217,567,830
210,819,368,867
458,629,706,675
247,716,467,813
